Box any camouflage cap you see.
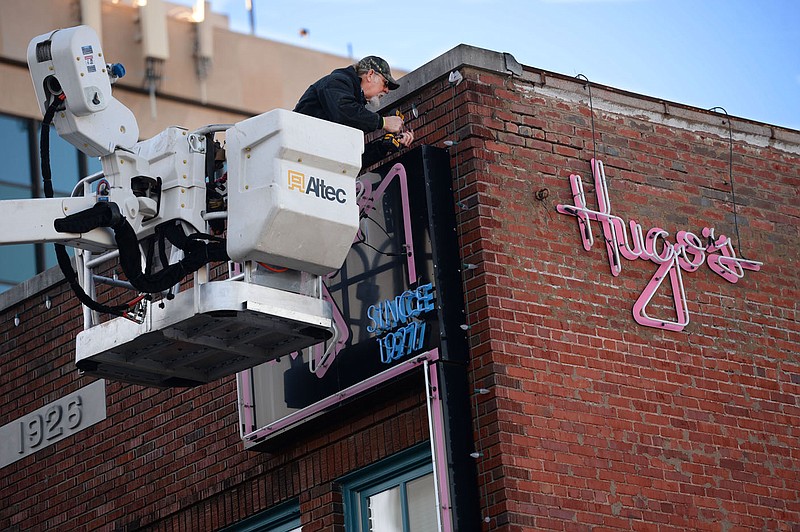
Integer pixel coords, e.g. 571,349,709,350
359,56,400,90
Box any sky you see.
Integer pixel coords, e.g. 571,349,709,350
179,0,800,130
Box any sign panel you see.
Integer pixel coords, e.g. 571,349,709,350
238,146,465,445
0,379,106,468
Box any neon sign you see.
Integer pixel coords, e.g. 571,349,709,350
556,159,762,332
368,283,435,363
309,162,418,377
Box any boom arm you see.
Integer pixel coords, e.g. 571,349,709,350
0,196,114,250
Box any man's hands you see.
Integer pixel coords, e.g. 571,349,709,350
381,114,414,148
394,130,414,147
383,115,404,132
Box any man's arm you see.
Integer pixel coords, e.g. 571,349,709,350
318,75,382,132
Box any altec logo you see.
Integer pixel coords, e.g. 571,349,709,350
288,170,346,204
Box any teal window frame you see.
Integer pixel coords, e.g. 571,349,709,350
219,498,301,532
340,443,434,532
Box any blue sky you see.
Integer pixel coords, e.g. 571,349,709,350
179,0,799,130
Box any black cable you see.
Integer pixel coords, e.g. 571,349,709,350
157,226,170,270
111,218,228,294
40,97,61,199
357,210,406,257
576,74,597,162
40,96,130,316
354,236,403,257
708,107,744,257
362,212,393,239
187,232,225,243
144,235,156,276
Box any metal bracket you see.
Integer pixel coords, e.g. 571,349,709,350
188,133,206,154
503,52,523,77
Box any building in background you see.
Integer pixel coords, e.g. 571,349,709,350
1,1,799,531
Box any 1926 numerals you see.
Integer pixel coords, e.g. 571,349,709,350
19,397,82,453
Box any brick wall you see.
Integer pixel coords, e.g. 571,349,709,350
434,64,800,530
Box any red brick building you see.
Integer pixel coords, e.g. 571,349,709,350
2,45,799,531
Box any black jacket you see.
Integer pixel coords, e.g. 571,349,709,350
294,66,400,167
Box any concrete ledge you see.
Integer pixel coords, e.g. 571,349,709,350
379,44,524,109
0,266,64,312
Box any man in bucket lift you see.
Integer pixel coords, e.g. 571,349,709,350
294,56,414,167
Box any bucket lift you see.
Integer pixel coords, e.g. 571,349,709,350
3,26,363,387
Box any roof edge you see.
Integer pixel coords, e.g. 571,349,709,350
0,266,64,312
380,43,800,148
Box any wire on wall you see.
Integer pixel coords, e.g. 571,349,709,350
445,69,492,526
445,70,463,180
575,74,598,162
708,106,745,257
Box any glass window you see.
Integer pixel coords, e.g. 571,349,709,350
341,445,437,532
406,475,437,531
367,486,402,530
219,499,301,532
42,126,81,196
0,112,92,293
0,281,15,292
0,114,32,187
0,244,36,286
0,182,31,200
86,154,102,175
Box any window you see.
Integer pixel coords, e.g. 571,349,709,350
0,244,37,291
220,499,301,532
0,114,32,192
0,112,97,292
46,125,81,196
341,445,437,532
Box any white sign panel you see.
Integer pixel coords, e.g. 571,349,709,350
0,380,106,469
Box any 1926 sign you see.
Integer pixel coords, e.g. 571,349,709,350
0,380,106,468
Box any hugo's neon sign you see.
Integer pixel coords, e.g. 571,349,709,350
556,159,762,332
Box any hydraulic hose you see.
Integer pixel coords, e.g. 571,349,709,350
54,199,229,295
40,96,130,316
112,217,229,294
44,95,230,308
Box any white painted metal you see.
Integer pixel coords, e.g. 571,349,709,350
75,280,334,387
27,25,138,156
225,109,363,275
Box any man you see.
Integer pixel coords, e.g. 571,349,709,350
294,56,414,167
